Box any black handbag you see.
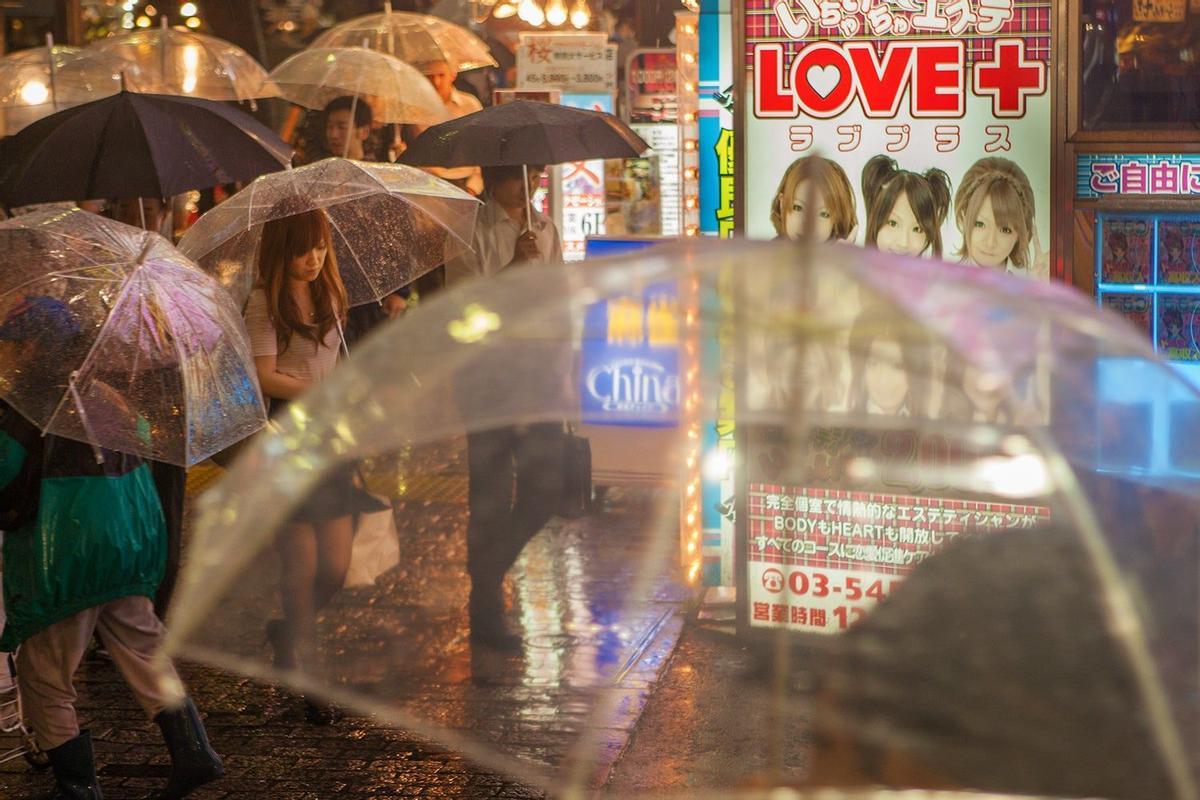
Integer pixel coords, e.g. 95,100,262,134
560,424,593,518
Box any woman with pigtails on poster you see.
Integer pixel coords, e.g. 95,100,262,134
860,155,952,259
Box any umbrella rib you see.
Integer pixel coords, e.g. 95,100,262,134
156,276,193,465
43,256,139,440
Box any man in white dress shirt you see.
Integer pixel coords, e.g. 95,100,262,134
446,164,562,287
448,164,566,650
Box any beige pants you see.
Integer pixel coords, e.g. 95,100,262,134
16,595,182,750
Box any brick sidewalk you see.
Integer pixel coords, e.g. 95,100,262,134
0,458,688,799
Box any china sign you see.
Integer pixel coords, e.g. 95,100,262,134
580,282,680,427
742,0,1051,277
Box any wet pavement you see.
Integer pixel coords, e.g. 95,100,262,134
0,446,690,799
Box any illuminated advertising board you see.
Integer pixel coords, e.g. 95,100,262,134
579,280,680,428
741,0,1051,278
743,424,1051,633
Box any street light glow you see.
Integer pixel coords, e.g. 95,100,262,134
19,80,49,105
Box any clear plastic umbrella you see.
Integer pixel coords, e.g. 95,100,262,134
0,37,146,136
87,18,278,104
267,46,446,125
311,4,497,71
177,157,479,308
163,239,1200,798
0,206,266,466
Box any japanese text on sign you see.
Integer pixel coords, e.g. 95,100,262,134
746,483,1049,633
1077,154,1200,200
517,43,619,94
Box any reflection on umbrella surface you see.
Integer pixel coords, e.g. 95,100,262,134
166,240,1200,798
268,47,446,125
178,157,479,308
0,42,144,136
0,91,292,206
0,207,265,466
312,8,497,71
86,20,278,103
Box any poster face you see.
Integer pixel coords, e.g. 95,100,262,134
741,0,1051,276
1158,294,1200,361
1099,217,1153,285
1158,220,1200,286
1101,292,1153,339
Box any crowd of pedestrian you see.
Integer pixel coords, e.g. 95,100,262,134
0,43,567,795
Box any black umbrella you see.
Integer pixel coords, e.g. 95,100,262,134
400,99,646,232
398,99,648,168
0,91,292,207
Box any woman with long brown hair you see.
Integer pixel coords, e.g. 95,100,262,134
243,208,353,724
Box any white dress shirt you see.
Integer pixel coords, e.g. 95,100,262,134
445,195,564,287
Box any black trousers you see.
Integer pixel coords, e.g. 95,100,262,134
465,423,563,604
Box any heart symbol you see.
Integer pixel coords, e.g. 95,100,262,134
806,64,841,99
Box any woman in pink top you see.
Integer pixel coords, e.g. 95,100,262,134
243,208,353,725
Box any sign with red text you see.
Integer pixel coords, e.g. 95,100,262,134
746,484,1050,633
741,0,1051,276
740,422,1052,634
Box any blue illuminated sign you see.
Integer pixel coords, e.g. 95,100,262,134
579,272,680,428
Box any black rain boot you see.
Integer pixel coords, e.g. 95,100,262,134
44,729,103,799
150,698,224,800
468,581,522,651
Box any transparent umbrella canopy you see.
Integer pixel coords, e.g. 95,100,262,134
0,41,144,136
163,240,1200,798
0,207,266,466
267,46,446,125
177,157,480,308
87,19,278,104
311,6,497,71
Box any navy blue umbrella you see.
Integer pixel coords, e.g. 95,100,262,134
0,91,292,207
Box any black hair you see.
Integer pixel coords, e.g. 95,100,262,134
323,96,373,129
861,154,952,257
482,165,544,190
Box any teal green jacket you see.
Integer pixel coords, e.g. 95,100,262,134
0,402,165,650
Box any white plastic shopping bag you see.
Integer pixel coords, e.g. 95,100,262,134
343,502,400,588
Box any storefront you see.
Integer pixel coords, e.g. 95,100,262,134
687,0,1200,633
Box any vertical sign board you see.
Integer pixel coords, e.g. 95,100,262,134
697,0,739,587
737,0,1055,627
626,49,681,238
740,0,1051,278
700,0,736,238
516,33,618,262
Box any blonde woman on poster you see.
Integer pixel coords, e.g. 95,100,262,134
860,154,952,259
954,157,1048,278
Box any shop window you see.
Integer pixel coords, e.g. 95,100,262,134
1095,211,1200,476
1081,0,1200,130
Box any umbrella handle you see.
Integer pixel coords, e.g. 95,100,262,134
67,372,106,465
523,164,531,235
